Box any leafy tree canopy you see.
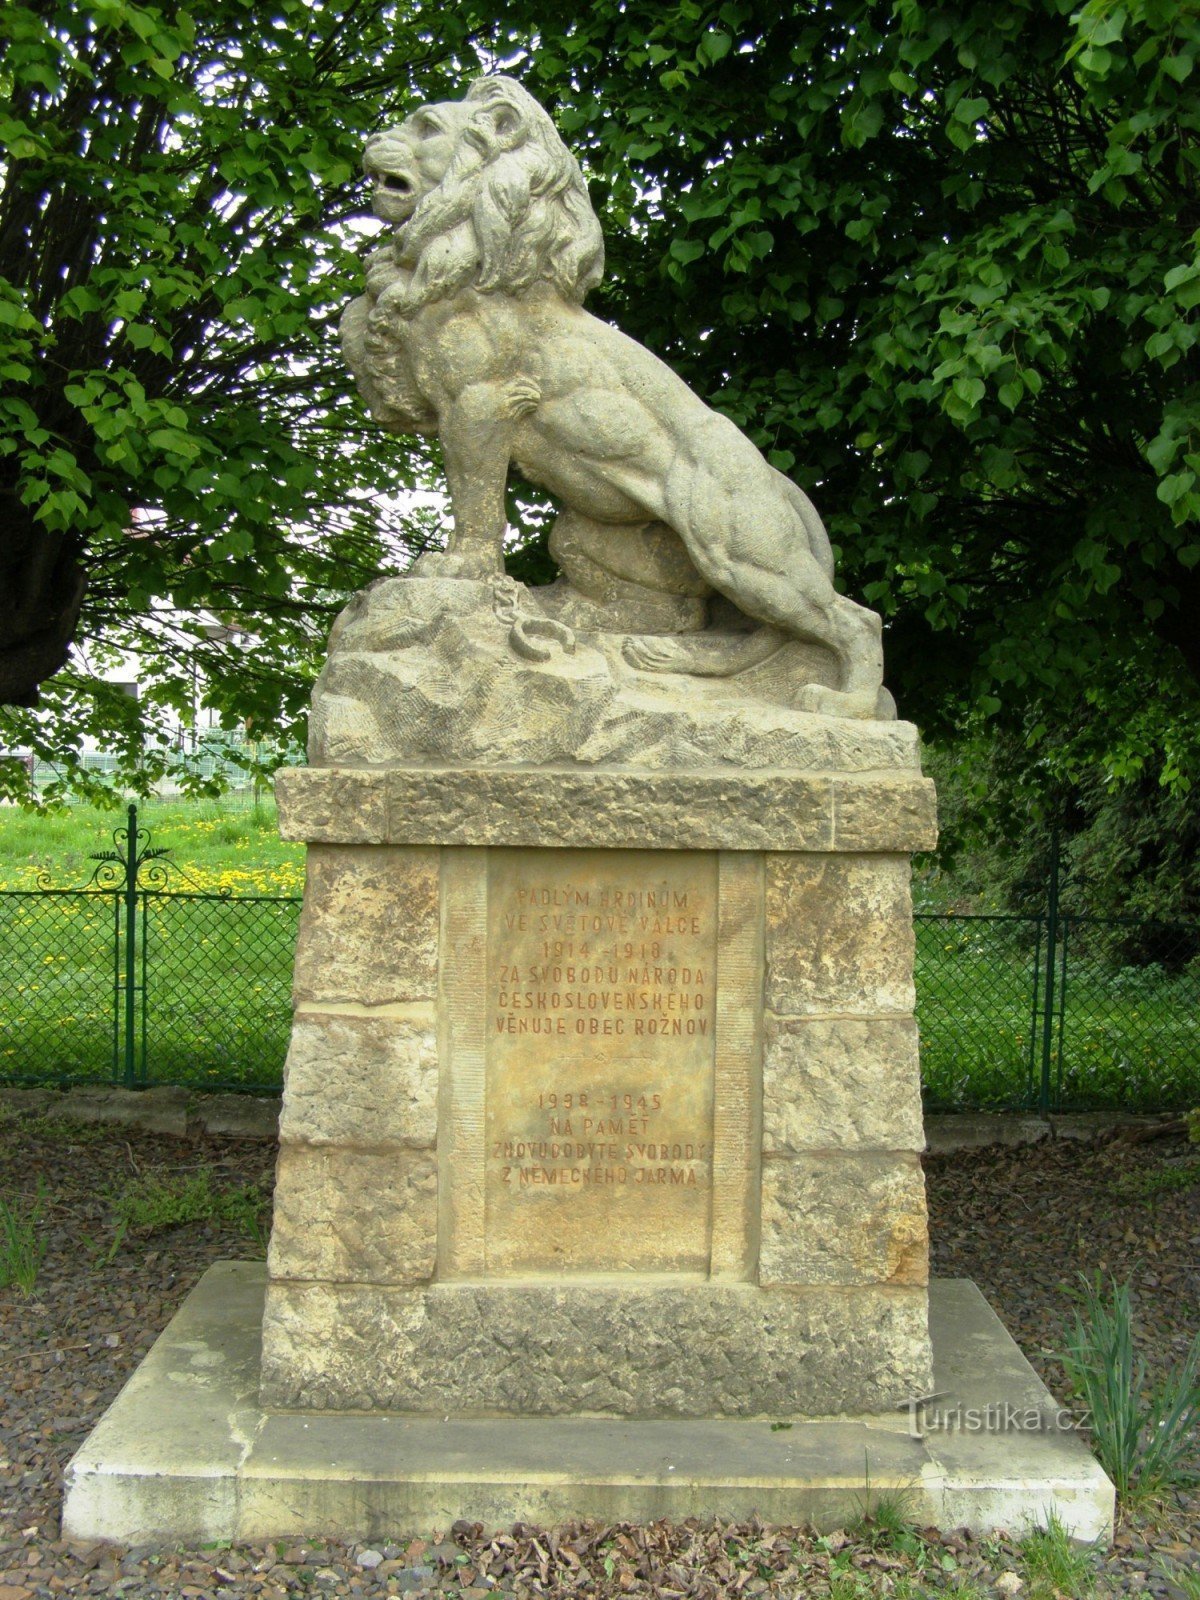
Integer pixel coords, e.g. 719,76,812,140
2,0,1198,831
510,0,1200,808
0,0,475,798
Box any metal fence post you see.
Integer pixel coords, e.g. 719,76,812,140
1038,828,1061,1116
123,802,138,1088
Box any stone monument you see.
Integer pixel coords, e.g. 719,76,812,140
262,72,931,1417
63,74,1114,1544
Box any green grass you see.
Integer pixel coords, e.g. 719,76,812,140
1111,1157,1200,1202
110,1168,270,1253
0,1181,47,1296
1157,1558,1200,1599
916,919,1200,1114
1019,1512,1096,1597
0,796,303,895
1060,1274,1200,1504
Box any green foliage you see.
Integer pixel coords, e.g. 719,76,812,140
4,0,1200,824
0,0,481,793
1060,1273,1200,1503
1157,1558,1200,1600
1111,1156,1200,1201
921,729,1200,929
0,1179,46,1295
512,0,1200,804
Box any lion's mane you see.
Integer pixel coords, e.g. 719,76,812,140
376,76,604,318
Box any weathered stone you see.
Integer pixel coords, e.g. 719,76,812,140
833,775,938,852
292,845,439,1005
342,77,892,722
280,1009,437,1148
759,1152,929,1288
385,768,833,849
259,1277,931,1416
762,1016,924,1152
275,765,940,848
473,848,719,1278
193,1093,281,1141
765,853,915,1015
309,576,915,768
50,1085,190,1136
275,767,387,843
924,1114,1050,1155
268,1145,437,1285
63,1267,1114,1546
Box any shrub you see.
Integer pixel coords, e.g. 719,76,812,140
1060,1274,1200,1503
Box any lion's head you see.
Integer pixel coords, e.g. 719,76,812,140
362,75,604,316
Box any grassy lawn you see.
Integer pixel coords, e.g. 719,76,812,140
0,796,304,895
917,917,1200,1113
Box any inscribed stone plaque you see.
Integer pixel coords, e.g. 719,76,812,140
484,848,718,1275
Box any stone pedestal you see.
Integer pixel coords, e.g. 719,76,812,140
260,759,938,1417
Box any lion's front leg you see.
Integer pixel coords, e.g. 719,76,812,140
412,377,541,580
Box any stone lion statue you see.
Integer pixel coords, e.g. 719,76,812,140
341,75,890,718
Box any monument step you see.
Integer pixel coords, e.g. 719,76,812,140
63,1262,1113,1546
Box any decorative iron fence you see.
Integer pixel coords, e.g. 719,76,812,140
1,807,1198,1111
0,806,298,1094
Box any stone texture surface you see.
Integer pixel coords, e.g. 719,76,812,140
292,845,439,1005
274,766,387,842
759,1152,929,1288
280,1007,437,1147
765,853,915,1015
275,765,937,852
762,1016,924,1152
268,1144,438,1285
259,1277,932,1416
307,582,923,775
832,776,941,852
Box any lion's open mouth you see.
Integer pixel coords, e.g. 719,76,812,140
370,168,419,222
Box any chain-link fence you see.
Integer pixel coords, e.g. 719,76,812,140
3,807,1199,1110
1,889,120,1085
139,892,299,1093
915,910,1200,1112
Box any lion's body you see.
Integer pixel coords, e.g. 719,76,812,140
344,75,885,713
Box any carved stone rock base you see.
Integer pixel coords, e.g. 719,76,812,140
309,574,901,770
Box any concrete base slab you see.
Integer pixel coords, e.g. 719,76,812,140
62,1264,1113,1546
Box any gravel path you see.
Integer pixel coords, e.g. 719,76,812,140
0,1111,1197,1597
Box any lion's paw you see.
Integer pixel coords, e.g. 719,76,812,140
622,636,686,672
796,683,881,720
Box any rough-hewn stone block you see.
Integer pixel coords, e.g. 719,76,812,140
259,1279,932,1416
268,1145,437,1285
765,854,915,1015
275,767,387,843
762,1016,923,1152
280,1009,437,1147
292,846,439,1006
833,776,937,852
759,1152,928,1288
